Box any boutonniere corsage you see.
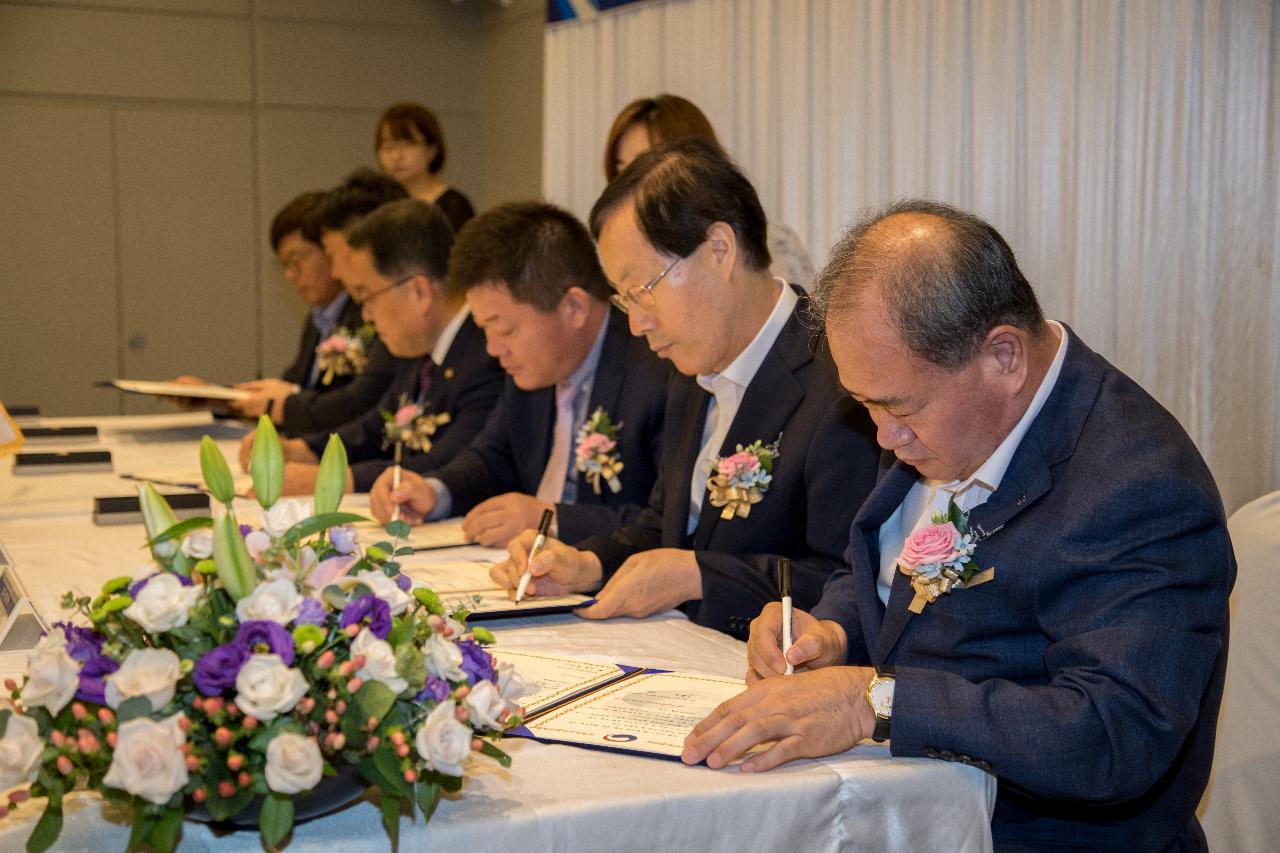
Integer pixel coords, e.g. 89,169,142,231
315,322,375,385
706,436,781,521
896,500,997,614
574,406,624,494
381,395,451,454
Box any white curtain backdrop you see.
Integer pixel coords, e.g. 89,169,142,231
543,0,1280,514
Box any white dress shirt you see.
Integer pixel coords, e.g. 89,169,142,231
875,321,1069,604
687,280,798,534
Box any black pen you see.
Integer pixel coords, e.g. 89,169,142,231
779,557,794,674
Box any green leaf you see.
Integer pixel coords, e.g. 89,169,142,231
379,793,402,852
117,696,152,722
415,780,440,822
282,513,370,549
322,585,349,611
147,806,183,853
0,709,10,738
250,415,285,508
470,626,495,645
412,587,445,616
260,792,295,849
213,512,257,601
126,807,155,852
393,643,426,689
947,499,965,530
313,434,349,516
372,745,410,797
199,436,237,505
26,805,63,853
146,516,213,549
478,740,512,768
385,618,414,648
385,520,411,539
353,681,396,726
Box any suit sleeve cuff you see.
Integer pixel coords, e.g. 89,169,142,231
424,478,452,520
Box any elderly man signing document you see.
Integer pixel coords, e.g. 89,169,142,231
682,200,1234,853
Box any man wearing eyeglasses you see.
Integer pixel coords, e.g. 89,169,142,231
240,198,503,496
366,201,670,547
491,138,880,639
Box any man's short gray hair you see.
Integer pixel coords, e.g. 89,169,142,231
812,199,1045,370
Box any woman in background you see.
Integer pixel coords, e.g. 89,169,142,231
376,101,475,232
603,94,815,288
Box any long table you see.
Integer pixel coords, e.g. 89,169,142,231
0,414,996,851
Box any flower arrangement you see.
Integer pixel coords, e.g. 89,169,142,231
381,396,451,455
0,417,523,852
574,407,624,495
705,436,781,521
895,500,997,614
315,323,375,385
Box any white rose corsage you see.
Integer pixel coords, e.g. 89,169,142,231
705,436,780,521
574,407,624,495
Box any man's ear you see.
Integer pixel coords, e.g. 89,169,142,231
704,221,740,277
979,325,1032,394
558,286,594,329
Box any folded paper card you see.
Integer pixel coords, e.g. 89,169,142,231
100,379,251,402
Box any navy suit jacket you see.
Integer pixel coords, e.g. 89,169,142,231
812,330,1235,852
302,315,504,492
422,308,670,543
579,288,881,639
279,294,407,438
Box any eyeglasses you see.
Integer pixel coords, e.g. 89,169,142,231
278,246,321,274
354,273,421,308
609,255,683,315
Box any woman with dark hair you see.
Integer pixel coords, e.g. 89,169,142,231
603,94,815,288
375,101,475,232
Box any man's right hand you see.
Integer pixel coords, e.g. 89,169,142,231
489,530,603,599
238,433,317,472
369,468,437,525
746,603,849,684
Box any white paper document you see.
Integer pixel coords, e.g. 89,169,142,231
105,379,251,402
396,550,592,618
517,670,747,758
354,517,470,551
489,648,630,715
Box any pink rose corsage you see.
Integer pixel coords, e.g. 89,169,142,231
315,323,374,385
574,407,624,494
896,501,996,613
380,395,451,453
706,436,781,521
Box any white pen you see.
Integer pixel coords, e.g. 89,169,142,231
515,508,555,605
390,442,404,523
780,557,794,675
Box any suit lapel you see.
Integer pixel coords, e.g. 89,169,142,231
848,462,919,662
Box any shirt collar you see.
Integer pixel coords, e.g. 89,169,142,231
311,291,350,337
697,279,797,396
941,320,1070,499
560,307,611,395
431,304,471,365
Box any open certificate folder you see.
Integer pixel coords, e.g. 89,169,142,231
353,517,471,551
396,549,593,620
100,379,252,402
494,649,748,761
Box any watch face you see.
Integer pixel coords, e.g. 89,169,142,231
869,679,894,717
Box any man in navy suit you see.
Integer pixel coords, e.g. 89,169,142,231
682,200,1234,851
239,198,503,495
367,202,669,547
491,139,880,639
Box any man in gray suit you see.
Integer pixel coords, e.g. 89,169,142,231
683,200,1234,852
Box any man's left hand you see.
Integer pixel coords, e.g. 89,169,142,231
462,493,555,548
680,665,876,772
231,379,298,424
576,548,701,620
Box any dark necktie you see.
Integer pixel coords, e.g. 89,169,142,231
417,358,437,403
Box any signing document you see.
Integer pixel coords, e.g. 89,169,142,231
397,549,592,619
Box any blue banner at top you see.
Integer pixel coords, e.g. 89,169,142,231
547,0,651,23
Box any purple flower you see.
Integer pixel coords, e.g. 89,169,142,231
458,640,496,685
329,525,358,555
75,655,119,705
54,622,104,663
395,573,412,592
415,675,451,704
236,621,295,665
340,594,391,639
239,523,253,537
129,571,193,599
295,597,327,626
193,642,251,696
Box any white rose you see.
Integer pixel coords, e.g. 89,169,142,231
21,632,80,716
423,633,464,682
496,661,526,704
123,574,201,633
0,714,44,790
264,732,323,794
180,528,214,559
351,629,408,694
260,499,313,539
353,570,411,615
245,530,273,560
464,680,508,731
105,648,182,712
235,579,303,625
414,700,471,777
102,714,188,805
234,654,307,721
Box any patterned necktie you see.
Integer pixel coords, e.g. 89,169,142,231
535,381,580,504
416,358,437,404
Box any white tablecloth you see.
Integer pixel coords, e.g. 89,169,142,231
0,415,996,852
